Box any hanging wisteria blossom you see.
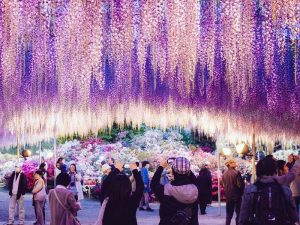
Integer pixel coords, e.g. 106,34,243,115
0,0,299,145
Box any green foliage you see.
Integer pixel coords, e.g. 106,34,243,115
97,122,146,143
180,129,216,150
0,140,55,155
58,132,81,144
46,122,147,144
0,124,215,152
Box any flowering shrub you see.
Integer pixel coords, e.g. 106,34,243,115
47,160,55,177
22,160,39,190
211,171,225,200
0,129,258,199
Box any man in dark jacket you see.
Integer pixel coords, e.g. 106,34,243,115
222,159,245,225
151,157,199,225
239,156,299,225
7,163,27,225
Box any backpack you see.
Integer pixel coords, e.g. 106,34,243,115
166,206,193,225
161,204,193,225
247,180,290,225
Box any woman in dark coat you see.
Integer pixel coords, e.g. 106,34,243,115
99,162,144,225
151,157,199,225
196,167,212,215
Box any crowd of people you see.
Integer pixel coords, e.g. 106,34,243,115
5,153,300,225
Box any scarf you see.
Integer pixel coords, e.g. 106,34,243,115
12,172,21,195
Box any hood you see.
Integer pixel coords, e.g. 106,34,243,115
164,183,198,204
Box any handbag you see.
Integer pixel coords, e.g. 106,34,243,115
53,189,81,225
34,181,47,201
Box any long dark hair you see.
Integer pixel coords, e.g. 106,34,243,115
57,157,64,164
109,173,132,203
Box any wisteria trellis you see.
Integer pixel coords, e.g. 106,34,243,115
0,0,300,145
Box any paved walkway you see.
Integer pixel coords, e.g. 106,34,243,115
0,188,233,225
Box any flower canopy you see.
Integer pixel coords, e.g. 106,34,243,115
0,0,299,145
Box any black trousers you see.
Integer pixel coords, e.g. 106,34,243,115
226,198,242,225
199,200,207,214
294,196,300,216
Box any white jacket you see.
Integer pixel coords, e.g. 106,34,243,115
75,173,84,201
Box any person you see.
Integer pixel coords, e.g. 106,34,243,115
151,157,199,225
55,159,61,179
222,159,245,225
286,154,300,215
107,157,116,171
291,168,300,215
99,161,125,204
160,169,169,185
239,156,299,225
272,154,300,186
40,157,48,179
139,161,154,211
196,165,212,215
277,160,289,176
7,163,27,225
68,164,84,201
32,170,47,225
160,162,173,185
39,163,48,182
95,162,144,225
38,163,48,223
287,154,297,170
49,173,81,225
55,157,67,178
101,164,112,183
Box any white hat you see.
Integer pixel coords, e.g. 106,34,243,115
15,162,23,168
101,164,111,173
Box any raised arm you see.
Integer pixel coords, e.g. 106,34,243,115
151,161,168,202
277,159,300,185
130,168,144,208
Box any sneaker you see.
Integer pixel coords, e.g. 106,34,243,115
139,207,145,211
146,207,154,212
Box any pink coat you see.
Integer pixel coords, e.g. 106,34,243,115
49,187,81,225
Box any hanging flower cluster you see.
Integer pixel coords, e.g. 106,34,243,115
0,0,299,145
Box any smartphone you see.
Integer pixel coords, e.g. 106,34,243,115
167,157,176,165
